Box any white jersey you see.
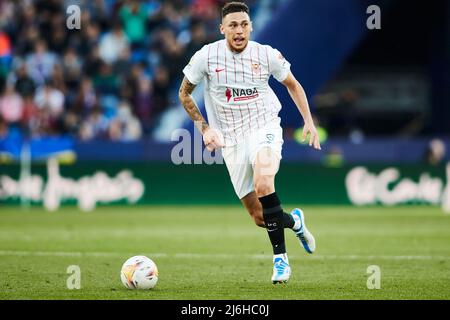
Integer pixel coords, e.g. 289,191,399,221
183,39,291,146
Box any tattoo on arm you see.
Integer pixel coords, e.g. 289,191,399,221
178,77,209,134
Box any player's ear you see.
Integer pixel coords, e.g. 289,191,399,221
219,24,225,35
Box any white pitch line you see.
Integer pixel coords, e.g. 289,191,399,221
0,250,449,261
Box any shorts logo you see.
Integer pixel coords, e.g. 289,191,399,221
266,134,274,144
225,87,259,102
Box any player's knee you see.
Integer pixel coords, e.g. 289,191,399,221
254,177,273,197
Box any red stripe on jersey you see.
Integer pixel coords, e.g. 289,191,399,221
241,55,245,82
257,45,262,81
254,101,260,128
207,45,211,73
233,56,237,83
246,103,252,133
250,47,254,82
215,103,227,143
229,107,237,144
222,105,230,142
226,106,237,145
238,106,245,137
224,45,228,84
216,42,220,83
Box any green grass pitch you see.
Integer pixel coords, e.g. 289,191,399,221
0,205,449,300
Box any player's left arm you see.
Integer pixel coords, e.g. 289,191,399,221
282,72,321,150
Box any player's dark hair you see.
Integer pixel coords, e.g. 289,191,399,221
222,1,250,19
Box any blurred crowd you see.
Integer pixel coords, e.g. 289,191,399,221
0,0,258,142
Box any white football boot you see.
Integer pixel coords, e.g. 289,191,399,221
271,253,291,284
290,208,316,254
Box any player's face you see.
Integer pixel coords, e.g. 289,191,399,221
220,12,252,53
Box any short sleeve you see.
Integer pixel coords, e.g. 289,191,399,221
268,47,291,82
182,46,208,85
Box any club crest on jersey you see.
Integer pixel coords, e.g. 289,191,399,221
225,87,259,102
251,63,260,74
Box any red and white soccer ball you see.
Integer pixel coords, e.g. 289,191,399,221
120,255,158,289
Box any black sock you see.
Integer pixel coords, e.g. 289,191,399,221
259,192,286,255
282,212,295,229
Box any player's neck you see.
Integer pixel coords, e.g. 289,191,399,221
225,40,249,55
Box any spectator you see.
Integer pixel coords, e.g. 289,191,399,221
50,64,67,94
15,25,40,56
15,6,38,53
152,65,170,117
123,62,148,105
109,101,142,142
0,30,12,77
72,77,97,117
85,0,111,31
26,40,59,86
183,21,208,64
157,28,185,84
79,106,109,141
13,63,36,98
424,139,446,166
62,47,83,90
149,1,187,34
77,22,101,57
34,80,65,118
0,1,15,31
191,0,219,19
134,77,154,133
21,95,38,134
190,0,221,41
0,85,23,125
83,44,103,77
113,46,132,80
98,21,129,65
48,13,68,54
30,105,57,137
92,61,119,95
62,109,81,137
119,0,149,49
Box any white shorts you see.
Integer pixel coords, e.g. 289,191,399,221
222,121,283,199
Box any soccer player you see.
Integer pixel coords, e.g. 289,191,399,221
179,1,321,283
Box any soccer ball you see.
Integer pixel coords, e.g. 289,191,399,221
120,255,158,289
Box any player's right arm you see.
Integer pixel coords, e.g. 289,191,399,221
179,47,225,151
178,77,209,134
